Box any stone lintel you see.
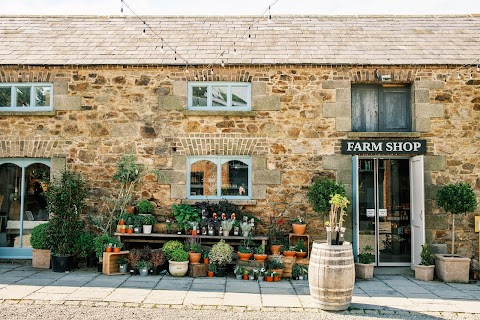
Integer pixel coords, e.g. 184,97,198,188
415,103,444,118
253,170,281,185
159,170,185,184
323,155,351,171
252,95,281,111
322,80,351,89
415,80,445,90
157,95,186,110
54,95,82,110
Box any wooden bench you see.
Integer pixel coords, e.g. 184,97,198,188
114,232,269,251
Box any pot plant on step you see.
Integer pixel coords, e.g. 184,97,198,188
415,244,435,281
168,248,189,277
141,214,157,234
30,222,51,269
208,239,233,277
355,245,374,279
435,182,477,283
45,170,88,273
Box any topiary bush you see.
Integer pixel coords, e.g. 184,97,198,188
307,178,346,215
170,248,189,262
162,240,184,260
208,239,233,267
30,223,50,250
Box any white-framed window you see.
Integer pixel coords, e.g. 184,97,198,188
187,156,252,200
0,83,53,111
188,82,251,111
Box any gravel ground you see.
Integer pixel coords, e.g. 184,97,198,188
0,304,478,320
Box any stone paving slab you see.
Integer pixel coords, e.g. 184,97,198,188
143,289,187,305
103,288,151,303
223,292,262,307
66,287,114,301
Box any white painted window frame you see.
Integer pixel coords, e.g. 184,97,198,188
187,82,251,111
187,156,252,200
0,83,53,111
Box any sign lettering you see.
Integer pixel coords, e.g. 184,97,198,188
341,140,426,155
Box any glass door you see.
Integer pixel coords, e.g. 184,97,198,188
357,158,411,266
0,159,50,259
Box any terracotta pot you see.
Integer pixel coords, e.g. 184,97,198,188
120,228,126,234
284,251,296,257
119,219,125,226
270,245,281,255
113,247,121,253
253,254,267,262
271,268,284,278
238,252,253,261
203,258,209,265
127,228,133,234
188,252,202,264
292,223,307,235
191,230,198,236
243,274,249,280
208,271,215,277
106,247,112,253
265,276,273,282
296,252,307,259
273,276,279,282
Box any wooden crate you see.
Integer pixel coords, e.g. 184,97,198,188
283,256,296,278
102,251,129,275
237,260,265,271
189,263,208,277
289,234,311,258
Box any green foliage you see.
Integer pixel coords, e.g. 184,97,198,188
295,239,306,252
30,223,50,250
133,215,144,228
255,246,265,254
292,264,301,277
170,248,189,262
268,258,284,269
307,178,346,214
162,240,184,260
112,152,144,185
141,214,157,226
238,245,252,253
74,232,95,258
45,170,88,255
136,259,151,269
420,244,435,266
93,233,122,259
208,263,217,272
116,256,129,266
172,203,201,231
358,245,374,264
184,242,202,253
208,239,233,267
234,265,245,275
137,199,154,215
437,182,477,215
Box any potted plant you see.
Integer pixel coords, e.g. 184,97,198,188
149,249,165,275
435,182,477,283
257,268,265,282
184,242,202,264
268,258,285,278
93,234,122,260
234,265,245,280
415,244,435,281
142,214,157,234
162,240,184,261
208,239,233,277
253,246,267,262
295,239,307,259
137,259,151,276
202,250,210,265
237,245,253,261
264,270,273,282
116,256,129,273
355,245,374,279
137,199,154,215
240,221,252,237
45,170,88,273
128,248,142,275
221,219,235,237
292,264,301,280
74,231,96,267
291,215,307,236
208,264,217,277
133,215,143,233
168,248,189,277
283,246,297,257
30,222,51,269
172,203,201,234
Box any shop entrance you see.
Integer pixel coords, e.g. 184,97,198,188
354,157,425,267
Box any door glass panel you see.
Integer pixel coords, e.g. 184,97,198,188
0,164,22,248
358,159,376,263
377,159,411,264
189,160,217,196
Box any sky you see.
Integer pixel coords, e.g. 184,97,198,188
1,0,480,16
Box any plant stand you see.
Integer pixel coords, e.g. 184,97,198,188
102,251,130,275
32,249,51,269
188,263,208,277
434,254,470,283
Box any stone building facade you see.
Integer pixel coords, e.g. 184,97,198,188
0,15,478,264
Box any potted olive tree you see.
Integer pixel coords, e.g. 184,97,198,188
45,170,88,272
415,244,435,281
30,222,51,269
208,239,233,277
435,182,477,283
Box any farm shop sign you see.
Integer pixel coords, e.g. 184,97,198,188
341,140,426,155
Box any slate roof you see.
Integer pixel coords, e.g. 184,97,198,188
0,15,479,66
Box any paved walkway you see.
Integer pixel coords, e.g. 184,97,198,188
0,262,479,317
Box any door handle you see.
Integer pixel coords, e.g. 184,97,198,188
420,210,423,221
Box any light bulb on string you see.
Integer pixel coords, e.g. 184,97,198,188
120,0,124,13
248,27,252,42
470,68,473,79
268,6,272,24
211,68,214,75
174,51,177,61
233,43,237,55
221,60,225,67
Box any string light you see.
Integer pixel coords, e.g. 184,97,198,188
268,6,272,23
248,27,252,41
120,0,123,13
221,60,225,67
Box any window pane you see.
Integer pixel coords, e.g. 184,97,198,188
0,87,11,107
16,87,31,107
221,160,249,196
190,160,217,196
35,86,51,107
192,86,208,107
24,164,50,222
231,86,248,107
212,86,228,107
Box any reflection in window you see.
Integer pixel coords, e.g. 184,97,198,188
35,87,51,107
0,83,53,111
16,87,31,107
188,82,251,111
190,160,217,196
192,86,208,107
0,87,11,107
221,160,249,196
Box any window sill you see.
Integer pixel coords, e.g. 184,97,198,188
181,199,257,206
0,111,56,116
183,111,256,117
347,132,421,138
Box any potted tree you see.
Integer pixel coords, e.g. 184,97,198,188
168,248,189,277
355,245,374,279
45,170,88,273
208,239,233,277
30,222,51,269
415,244,435,281
435,182,477,283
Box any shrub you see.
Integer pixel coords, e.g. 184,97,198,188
162,240,184,260
420,244,435,266
307,178,346,215
116,256,129,266
142,214,157,226
30,223,50,250
170,248,189,262
74,231,95,258
208,240,233,267
137,199,154,215
358,245,373,264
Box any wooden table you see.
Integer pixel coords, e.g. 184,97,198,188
114,232,269,251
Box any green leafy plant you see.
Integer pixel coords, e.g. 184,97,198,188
141,214,157,226
268,258,284,269
162,240,184,260
255,246,265,254
307,178,346,215
234,265,245,275
170,248,189,262
184,242,202,253
221,219,235,233
133,215,144,228
292,264,301,278
208,239,233,267
358,245,374,264
116,256,129,266
74,231,95,259
30,223,50,250
202,250,209,259
137,199,154,215
295,239,306,252
45,170,88,256
136,259,151,269
172,203,201,232
238,245,252,254
437,182,478,256
420,244,435,266
208,263,217,272
93,233,122,259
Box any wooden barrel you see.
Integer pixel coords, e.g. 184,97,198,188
308,241,355,311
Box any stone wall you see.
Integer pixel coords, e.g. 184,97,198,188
0,65,478,258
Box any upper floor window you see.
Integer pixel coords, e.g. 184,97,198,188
188,82,251,111
187,156,251,200
0,83,53,111
352,84,411,132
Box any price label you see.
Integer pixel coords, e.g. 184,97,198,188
379,209,387,217
366,209,375,217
